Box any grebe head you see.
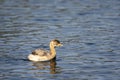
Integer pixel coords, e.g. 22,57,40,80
50,39,63,47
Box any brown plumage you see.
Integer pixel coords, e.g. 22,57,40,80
28,39,62,62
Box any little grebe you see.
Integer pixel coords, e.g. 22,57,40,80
28,39,62,62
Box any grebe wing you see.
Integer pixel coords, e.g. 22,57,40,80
32,49,49,56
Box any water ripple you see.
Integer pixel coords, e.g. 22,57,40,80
0,0,120,80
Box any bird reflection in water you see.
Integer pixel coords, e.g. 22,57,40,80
32,57,57,74
50,57,56,74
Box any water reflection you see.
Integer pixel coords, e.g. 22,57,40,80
32,57,57,74
50,57,57,74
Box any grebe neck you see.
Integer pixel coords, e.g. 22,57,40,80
49,43,56,56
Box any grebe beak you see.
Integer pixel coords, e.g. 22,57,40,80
58,43,63,47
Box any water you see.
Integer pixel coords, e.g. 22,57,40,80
0,0,120,80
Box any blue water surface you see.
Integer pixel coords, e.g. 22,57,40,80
0,0,120,80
